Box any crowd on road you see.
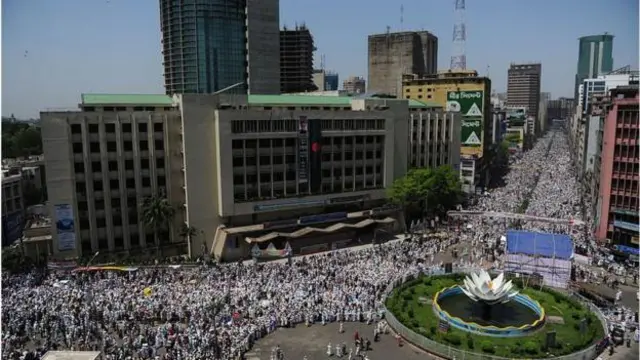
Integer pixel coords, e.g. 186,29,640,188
2,129,636,360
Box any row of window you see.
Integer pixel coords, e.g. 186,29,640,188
79,233,161,254
72,139,165,154
71,122,164,134
76,176,166,195
74,158,165,174
230,119,387,134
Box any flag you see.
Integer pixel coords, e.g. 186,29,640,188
143,287,152,297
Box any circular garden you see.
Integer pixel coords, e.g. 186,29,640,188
385,273,605,358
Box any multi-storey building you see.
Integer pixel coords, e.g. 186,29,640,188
2,172,24,246
368,31,438,97
312,70,339,91
547,97,575,121
343,76,366,95
579,68,639,115
41,94,460,261
574,34,614,100
507,63,542,129
159,0,280,95
595,86,639,248
280,25,315,93
402,70,492,192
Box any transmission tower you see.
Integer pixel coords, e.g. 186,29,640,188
450,0,467,70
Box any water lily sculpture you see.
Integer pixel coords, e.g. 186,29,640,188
460,270,518,305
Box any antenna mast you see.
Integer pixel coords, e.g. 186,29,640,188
450,0,467,70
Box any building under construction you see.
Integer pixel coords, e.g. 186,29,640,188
280,25,316,93
368,30,438,97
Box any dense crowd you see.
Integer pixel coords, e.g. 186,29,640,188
2,129,636,360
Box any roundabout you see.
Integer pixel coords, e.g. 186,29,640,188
384,271,606,359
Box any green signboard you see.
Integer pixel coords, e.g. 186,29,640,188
447,91,484,154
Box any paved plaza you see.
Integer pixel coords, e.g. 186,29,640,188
244,322,436,360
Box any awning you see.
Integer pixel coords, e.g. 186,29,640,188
245,217,396,243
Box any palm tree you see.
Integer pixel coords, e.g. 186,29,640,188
179,224,201,258
141,192,175,257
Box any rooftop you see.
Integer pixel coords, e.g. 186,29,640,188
80,93,440,109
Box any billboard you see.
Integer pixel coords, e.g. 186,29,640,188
506,108,526,126
55,204,76,251
298,116,309,185
446,90,484,158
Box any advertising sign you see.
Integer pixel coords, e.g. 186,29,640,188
298,116,309,184
55,204,76,251
446,90,484,158
506,108,527,126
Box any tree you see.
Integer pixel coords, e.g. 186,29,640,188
1,120,42,159
141,192,175,257
179,224,201,257
387,165,463,224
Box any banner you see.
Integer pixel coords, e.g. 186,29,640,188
55,204,76,251
251,242,292,258
446,90,484,158
298,116,309,185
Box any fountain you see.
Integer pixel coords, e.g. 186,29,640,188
433,270,546,337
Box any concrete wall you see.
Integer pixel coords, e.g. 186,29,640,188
40,114,79,258
246,0,280,95
368,32,437,97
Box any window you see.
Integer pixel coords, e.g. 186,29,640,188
142,177,151,187
95,200,104,210
122,123,132,133
156,158,165,168
90,142,100,153
74,162,85,173
78,201,88,211
140,140,148,151
93,181,103,191
71,124,82,134
154,123,163,132
110,179,119,189
105,123,116,133
73,143,84,153
157,176,166,186
108,161,118,171
91,161,101,172
125,160,134,170
141,159,150,169
138,123,147,132
107,141,117,152
124,141,133,151
88,124,99,133
76,182,86,195
126,178,135,188
154,140,164,151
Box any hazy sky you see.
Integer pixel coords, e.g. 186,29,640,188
2,0,638,118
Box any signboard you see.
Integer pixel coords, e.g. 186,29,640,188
446,90,484,158
254,199,327,212
506,108,527,126
263,219,299,230
298,116,309,184
55,204,76,251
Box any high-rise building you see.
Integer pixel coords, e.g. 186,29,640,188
402,70,492,193
574,34,614,100
159,0,280,95
547,97,575,121
507,63,542,123
368,31,438,97
1,172,24,247
41,93,459,261
280,25,316,94
312,70,339,91
595,86,638,248
343,76,366,95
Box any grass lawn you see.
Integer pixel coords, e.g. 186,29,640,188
385,274,605,358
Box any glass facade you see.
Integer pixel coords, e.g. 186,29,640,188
574,35,614,100
160,0,247,95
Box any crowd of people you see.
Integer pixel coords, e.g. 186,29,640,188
1,129,636,360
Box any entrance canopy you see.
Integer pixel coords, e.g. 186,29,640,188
245,217,395,243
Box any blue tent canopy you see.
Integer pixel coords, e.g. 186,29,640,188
506,230,574,260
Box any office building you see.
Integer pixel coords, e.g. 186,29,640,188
280,25,316,93
368,31,438,96
595,86,638,247
41,93,460,261
574,34,614,100
343,76,366,95
507,63,542,129
579,67,639,114
402,70,491,192
312,70,339,91
159,0,280,95
2,172,24,246
547,97,575,121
